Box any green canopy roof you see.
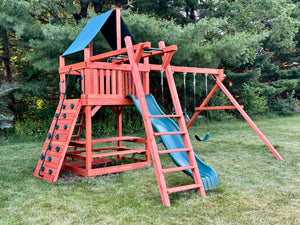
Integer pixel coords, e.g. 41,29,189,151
62,9,136,56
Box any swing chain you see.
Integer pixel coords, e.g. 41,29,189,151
160,71,164,109
183,72,187,112
205,74,210,138
183,72,190,123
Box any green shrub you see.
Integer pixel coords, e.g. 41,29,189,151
9,119,49,142
240,83,268,116
269,91,297,116
207,91,234,121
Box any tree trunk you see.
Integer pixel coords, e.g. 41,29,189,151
1,29,12,83
0,28,16,118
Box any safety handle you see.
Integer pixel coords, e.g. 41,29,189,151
77,76,83,94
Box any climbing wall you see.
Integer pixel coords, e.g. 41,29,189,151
34,99,82,182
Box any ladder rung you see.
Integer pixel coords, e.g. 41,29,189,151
153,131,186,136
162,165,194,174
71,135,79,138
167,184,201,194
149,115,181,118
158,148,191,154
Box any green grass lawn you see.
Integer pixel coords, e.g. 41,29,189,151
0,114,299,224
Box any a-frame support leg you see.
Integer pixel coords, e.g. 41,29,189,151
215,78,283,160
187,72,283,160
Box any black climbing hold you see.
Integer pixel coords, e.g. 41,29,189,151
40,154,45,160
55,146,60,152
55,125,59,129
63,125,68,129
48,169,53,175
41,166,45,171
47,133,51,139
70,103,74,109
55,134,59,139
48,156,52,161
62,113,66,118
55,114,59,118
47,144,52,150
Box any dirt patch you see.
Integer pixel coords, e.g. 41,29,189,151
59,170,85,182
58,162,120,182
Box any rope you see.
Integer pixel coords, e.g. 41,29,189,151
38,67,72,177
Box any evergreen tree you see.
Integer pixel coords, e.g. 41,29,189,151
1,0,299,135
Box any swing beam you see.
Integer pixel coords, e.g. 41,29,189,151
151,65,283,160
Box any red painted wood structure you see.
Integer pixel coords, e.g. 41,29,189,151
34,8,282,206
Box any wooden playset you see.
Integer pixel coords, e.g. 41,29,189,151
34,8,282,206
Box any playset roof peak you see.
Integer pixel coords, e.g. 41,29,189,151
62,8,136,56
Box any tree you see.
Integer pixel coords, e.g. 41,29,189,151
1,0,299,137
133,0,200,24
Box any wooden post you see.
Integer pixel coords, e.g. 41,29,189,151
84,48,92,95
116,8,121,50
85,105,93,175
88,41,93,57
117,106,124,158
59,56,66,99
143,57,150,95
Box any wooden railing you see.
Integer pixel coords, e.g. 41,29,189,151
80,68,149,98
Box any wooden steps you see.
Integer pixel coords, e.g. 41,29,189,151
125,36,205,206
167,184,202,194
162,165,195,174
158,148,191,154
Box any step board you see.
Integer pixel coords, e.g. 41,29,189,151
34,99,81,183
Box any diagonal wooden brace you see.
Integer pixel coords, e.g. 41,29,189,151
188,72,283,160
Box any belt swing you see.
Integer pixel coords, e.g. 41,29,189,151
194,73,210,142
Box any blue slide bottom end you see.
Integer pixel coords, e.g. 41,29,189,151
127,94,219,190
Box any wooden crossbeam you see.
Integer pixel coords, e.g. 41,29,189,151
69,136,145,147
112,45,177,64
89,42,151,62
195,105,243,111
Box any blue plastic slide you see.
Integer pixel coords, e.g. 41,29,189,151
127,94,219,190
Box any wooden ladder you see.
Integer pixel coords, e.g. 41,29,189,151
125,36,205,206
